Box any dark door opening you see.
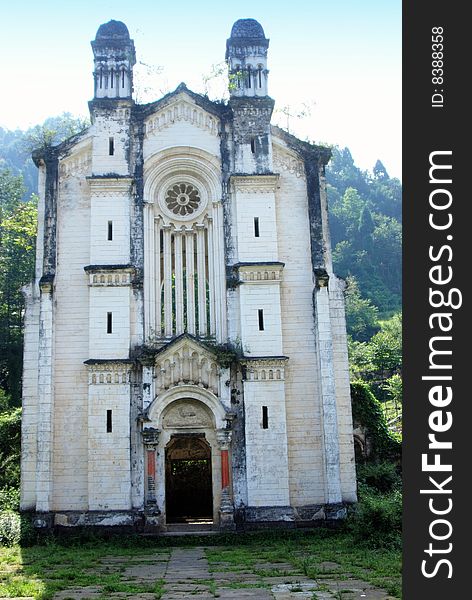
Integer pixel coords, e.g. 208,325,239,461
165,436,213,523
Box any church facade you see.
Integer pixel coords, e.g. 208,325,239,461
21,19,357,530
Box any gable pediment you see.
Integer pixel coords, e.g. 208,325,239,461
141,334,225,397
144,92,220,139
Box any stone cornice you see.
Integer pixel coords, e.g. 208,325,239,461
232,261,285,268
84,264,135,272
84,359,135,365
86,174,133,180
84,265,136,287
241,356,289,382
240,356,289,364
87,175,133,197
234,262,284,284
230,173,279,194
85,360,135,385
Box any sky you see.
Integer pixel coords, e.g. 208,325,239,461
0,0,401,179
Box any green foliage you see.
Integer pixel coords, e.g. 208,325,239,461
382,374,402,411
344,276,379,342
348,312,402,378
348,488,401,549
0,170,37,405
350,381,400,461
0,487,20,512
0,510,20,546
373,159,389,181
203,338,244,368
369,313,402,372
25,113,89,152
1,114,89,200
356,461,401,494
0,408,21,491
326,147,402,315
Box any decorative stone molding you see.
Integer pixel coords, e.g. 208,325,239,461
87,176,133,197
216,429,233,450
85,360,135,385
145,335,222,396
273,149,306,180
162,399,214,429
144,99,220,137
235,262,284,284
142,427,160,448
230,174,279,194
85,264,135,287
241,357,289,382
59,151,92,178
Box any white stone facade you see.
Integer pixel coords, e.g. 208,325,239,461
21,18,356,531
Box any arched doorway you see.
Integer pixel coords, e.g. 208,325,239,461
165,435,213,523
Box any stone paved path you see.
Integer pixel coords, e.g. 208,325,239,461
49,547,398,600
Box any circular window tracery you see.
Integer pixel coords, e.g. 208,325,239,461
165,183,201,216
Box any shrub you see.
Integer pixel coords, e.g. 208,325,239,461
0,510,36,547
0,487,20,511
357,461,401,494
0,408,21,490
349,489,402,549
0,510,21,546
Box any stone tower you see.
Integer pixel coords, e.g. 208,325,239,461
91,20,136,99
21,18,356,532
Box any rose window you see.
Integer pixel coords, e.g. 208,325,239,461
165,183,201,216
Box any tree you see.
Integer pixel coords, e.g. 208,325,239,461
344,276,379,342
358,205,375,247
369,312,402,373
0,170,37,406
373,159,389,180
25,113,89,152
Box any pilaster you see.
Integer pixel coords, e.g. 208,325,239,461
35,278,55,512
216,429,235,530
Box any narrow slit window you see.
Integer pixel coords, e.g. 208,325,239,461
107,312,113,334
254,217,260,237
258,67,263,88
110,68,114,88
250,138,256,154
121,68,125,88
247,65,252,88
109,137,114,155
106,410,113,433
262,406,269,429
107,221,113,241
99,68,103,89
258,309,264,331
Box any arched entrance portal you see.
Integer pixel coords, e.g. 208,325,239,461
165,435,213,522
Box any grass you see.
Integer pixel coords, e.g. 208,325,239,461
205,530,401,598
0,529,401,599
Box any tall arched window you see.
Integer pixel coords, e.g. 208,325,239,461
144,150,226,343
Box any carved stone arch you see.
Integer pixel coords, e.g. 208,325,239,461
161,398,214,430
143,146,222,208
146,385,227,430
353,434,366,462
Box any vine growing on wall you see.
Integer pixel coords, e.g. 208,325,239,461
202,338,245,369
351,380,401,461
